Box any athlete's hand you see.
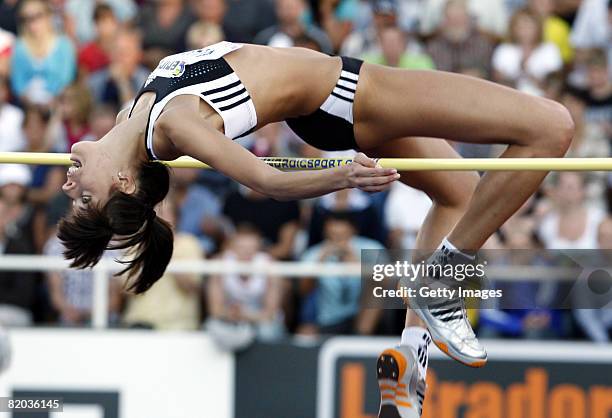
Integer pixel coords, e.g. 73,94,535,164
345,153,400,193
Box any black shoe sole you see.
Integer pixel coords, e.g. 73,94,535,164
377,352,402,418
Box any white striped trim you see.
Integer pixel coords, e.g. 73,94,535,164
332,88,354,101
320,94,353,123
215,90,249,107
337,79,357,90
340,70,359,81
204,82,245,101
146,82,257,158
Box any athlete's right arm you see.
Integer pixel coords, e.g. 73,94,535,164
156,108,400,200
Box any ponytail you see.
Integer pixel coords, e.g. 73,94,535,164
58,161,174,294
116,213,174,294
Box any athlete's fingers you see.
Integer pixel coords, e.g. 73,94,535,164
346,161,398,189
355,173,400,187
353,152,378,168
354,164,397,177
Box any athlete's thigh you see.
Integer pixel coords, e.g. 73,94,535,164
363,137,479,207
354,65,558,150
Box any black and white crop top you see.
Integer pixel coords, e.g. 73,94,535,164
129,41,258,160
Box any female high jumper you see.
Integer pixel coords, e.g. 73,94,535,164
59,41,573,418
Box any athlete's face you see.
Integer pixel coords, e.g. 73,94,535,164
62,141,120,210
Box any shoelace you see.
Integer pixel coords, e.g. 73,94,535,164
427,250,478,340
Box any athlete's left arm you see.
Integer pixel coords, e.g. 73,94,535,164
157,108,400,200
115,107,130,125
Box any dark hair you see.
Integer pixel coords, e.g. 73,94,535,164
93,3,115,22
323,211,358,229
509,7,543,45
19,0,51,15
23,104,51,126
234,223,263,238
58,161,173,294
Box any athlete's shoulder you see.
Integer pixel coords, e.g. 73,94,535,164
161,41,245,64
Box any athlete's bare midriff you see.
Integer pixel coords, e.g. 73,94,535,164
224,44,343,126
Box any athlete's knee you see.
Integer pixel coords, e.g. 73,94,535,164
531,100,575,157
456,171,479,206
436,170,479,209
546,100,574,155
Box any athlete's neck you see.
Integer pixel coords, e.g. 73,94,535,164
99,113,149,168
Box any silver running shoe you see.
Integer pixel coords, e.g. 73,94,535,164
377,345,427,418
403,248,488,368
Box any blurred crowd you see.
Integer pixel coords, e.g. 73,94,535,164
0,0,611,349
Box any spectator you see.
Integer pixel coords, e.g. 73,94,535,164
555,0,582,19
341,0,399,58
571,49,612,139
138,0,194,68
56,83,93,149
21,105,65,207
563,89,609,160
573,216,612,343
308,188,386,247
527,0,573,63
539,172,605,249
0,165,39,327
88,105,118,141
190,0,235,41
298,212,384,335
394,0,426,32
223,186,300,260
206,225,285,350
241,123,287,158
0,75,25,152
492,8,562,95
479,211,567,339
254,0,333,54
0,0,19,34
10,0,76,104
123,203,204,330
65,0,137,44
170,168,227,254
361,25,435,70
419,0,509,37
570,0,612,79
185,21,224,50
77,4,120,75
88,27,149,110
384,182,432,249
309,0,358,52
561,90,609,204
0,164,36,251
44,199,122,327
223,0,277,43
426,0,494,75
0,27,14,78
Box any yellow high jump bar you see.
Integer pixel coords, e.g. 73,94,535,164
2,152,612,171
